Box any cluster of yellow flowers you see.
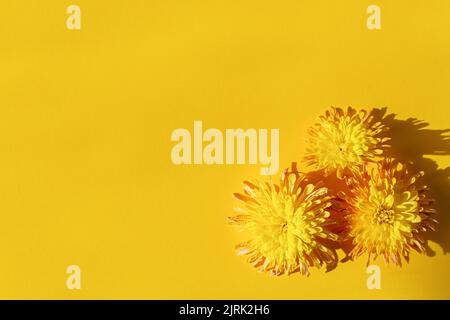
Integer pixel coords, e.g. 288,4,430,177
229,107,438,276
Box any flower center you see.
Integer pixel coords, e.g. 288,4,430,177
280,219,295,233
338,144,346,152
373,208,395,225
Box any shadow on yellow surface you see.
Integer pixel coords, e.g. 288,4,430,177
380,109,450,255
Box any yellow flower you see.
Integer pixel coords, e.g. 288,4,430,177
339,159,437,266
228,163,339,276
304,107,390,179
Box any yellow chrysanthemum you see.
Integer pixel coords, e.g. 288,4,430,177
304,107,390,179
228,163,339,276
339,159,437,266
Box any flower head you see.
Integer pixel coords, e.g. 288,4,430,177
304,107,390,179
228,163,339,276
339,159,437,266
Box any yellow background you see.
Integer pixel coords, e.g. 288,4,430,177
0,0,449,299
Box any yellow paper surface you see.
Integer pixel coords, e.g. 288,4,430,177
0,0,449,299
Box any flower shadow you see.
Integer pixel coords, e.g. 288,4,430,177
373,107,450,255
